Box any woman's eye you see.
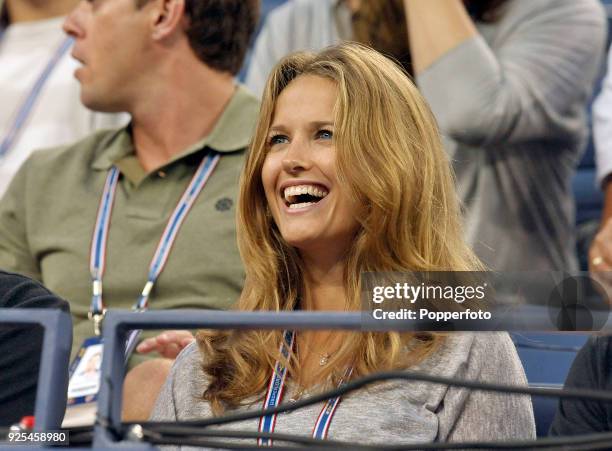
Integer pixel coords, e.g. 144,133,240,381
268,134,289,146
317,129,333,140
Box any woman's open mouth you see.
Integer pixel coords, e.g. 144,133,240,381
283,184,329,210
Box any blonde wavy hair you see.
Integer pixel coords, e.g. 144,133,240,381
199,43,483,414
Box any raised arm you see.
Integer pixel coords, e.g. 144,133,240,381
404,0,477,74
406,0,606,147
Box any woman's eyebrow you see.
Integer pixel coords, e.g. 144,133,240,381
268,124,288,133
269,121,334,132
310,121,335,128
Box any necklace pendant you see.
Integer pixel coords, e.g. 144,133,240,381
319,353,329,366
289,388,304,403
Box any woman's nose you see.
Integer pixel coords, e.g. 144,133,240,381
281,139,312,174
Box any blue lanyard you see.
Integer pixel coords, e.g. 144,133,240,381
88,152,221,337
0,36,73,158
258,330,352,446
258,330,295,445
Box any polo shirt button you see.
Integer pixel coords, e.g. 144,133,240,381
157,170,167,178
215,198,233,211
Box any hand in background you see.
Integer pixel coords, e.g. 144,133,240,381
589,218,612,304
136,330,195,359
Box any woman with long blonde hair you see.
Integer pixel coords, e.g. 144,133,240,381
151,43,535,446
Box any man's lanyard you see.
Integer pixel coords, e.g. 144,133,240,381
258,330,353,446
0,36,73,158
88,152,221,339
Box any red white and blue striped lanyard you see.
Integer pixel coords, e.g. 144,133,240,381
258,330,353,446
88,152,221,338
0,36,73,158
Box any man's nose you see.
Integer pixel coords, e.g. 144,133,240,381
62,1,88,39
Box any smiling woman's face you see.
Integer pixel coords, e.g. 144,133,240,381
261,75,360,257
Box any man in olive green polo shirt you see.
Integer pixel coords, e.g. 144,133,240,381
0,0,260,419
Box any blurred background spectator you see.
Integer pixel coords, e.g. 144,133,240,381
0,0,126,198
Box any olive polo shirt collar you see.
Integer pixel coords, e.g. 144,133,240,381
90,84,258,184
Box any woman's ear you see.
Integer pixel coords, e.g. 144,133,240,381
150,0,186,41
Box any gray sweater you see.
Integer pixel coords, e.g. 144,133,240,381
246,0,606,271
150,332,535,449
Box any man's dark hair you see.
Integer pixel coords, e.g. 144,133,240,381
466,0,509,23
0,2,9,28
137,0,260,75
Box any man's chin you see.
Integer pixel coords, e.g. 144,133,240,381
80,93,123,114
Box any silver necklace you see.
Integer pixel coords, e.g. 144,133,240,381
298,338,333,366
318,353,331,366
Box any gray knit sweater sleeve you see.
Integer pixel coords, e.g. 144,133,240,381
437,333,535,441
417,0,606,148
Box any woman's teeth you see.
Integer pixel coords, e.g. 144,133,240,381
283,184,329,205
288,201,317,209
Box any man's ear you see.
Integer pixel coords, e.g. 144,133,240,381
149,0,185,41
